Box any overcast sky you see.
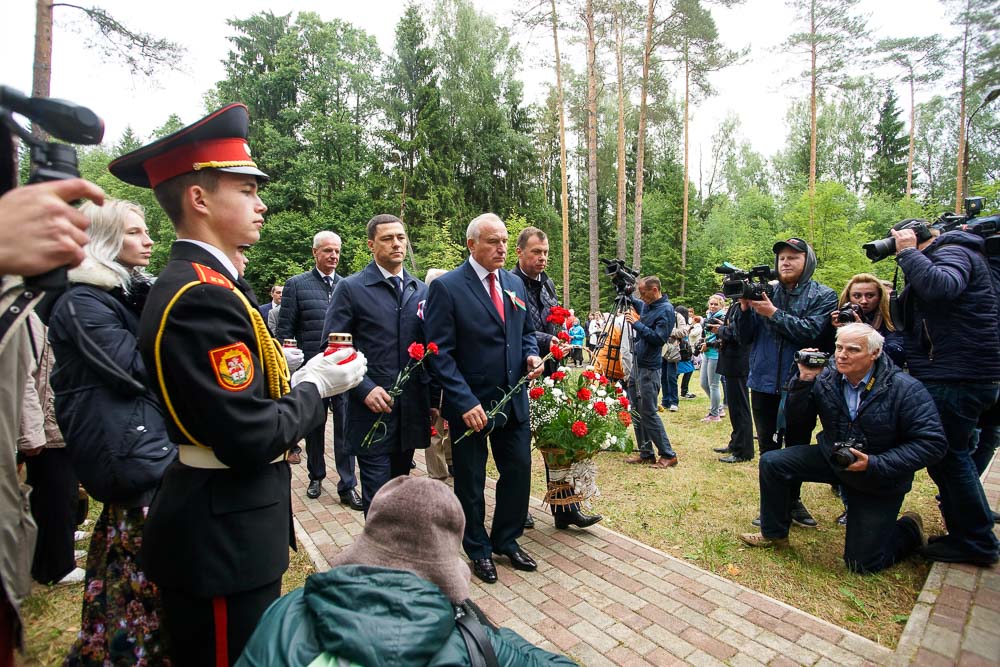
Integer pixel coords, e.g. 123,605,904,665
4,0,954,163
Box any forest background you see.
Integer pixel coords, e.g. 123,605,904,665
8,0,999,313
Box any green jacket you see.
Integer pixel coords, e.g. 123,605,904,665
236,565,578,667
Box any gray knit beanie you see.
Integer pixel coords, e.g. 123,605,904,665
329,476,470,603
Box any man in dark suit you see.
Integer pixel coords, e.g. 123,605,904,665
424,213,543,584
259,284,282,330
109,104,366,665
277,232,361,508
322,214,431,512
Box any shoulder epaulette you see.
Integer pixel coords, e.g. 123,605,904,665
190,263,235,290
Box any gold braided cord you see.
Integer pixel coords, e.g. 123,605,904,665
192,160,258,171
229,289,291,398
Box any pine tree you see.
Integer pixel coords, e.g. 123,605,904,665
869,89,908,199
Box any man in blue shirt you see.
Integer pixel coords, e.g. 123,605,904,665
740,324,947,573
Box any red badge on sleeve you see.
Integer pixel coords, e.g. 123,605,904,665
209,342,254,391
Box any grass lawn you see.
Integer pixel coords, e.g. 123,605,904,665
20,370,939,661
520,370,939,649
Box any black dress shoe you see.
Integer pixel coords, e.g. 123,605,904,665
719,455,751,463
524,513,535,529
712,446,732,454
339,489,363,511
790,500,818,528
920,540,999,566
554,509,602,530
471,558,497,583
497,547,537,571
306,479,322,499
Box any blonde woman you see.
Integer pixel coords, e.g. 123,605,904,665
834,273,904,366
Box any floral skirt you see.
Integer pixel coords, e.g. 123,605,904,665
65,504,170,666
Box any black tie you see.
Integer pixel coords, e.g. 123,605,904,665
390,276,403,301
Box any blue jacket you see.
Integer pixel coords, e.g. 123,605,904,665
785,355,947,497
896,230,1000,382
629,294,674,369
568,324,586,347
322,262,431,456
733,245,837,394
277,268,340,360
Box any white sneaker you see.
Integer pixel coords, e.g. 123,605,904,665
669,405,678,412
74,531,89,542
74,549,86,560
56,567,86,585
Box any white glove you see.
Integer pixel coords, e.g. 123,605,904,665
282,346,304,373
291,348,367,398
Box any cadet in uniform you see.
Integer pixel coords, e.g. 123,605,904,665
108,104,367,666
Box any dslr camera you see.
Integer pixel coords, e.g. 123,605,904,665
833,303,863,325
600,258,640,296
830,439,863,468
793,349,829,368
714,262,776,301
862,219,934,263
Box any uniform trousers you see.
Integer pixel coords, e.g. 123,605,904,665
159,578,281,667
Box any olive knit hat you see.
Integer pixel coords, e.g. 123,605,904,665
329,476,470,603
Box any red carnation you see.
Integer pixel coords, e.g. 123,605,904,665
430,425,438,437
577,387,592,401
407,342,425,360
551,371,566,381
582,370,596,380
426,342,439,354
571,420,588,437
618,411,632,427
615,385,624,394
529,386,545,400
557,331,571,342
618,396,630,409
550,342,566,360
546,305,571,327
599,375,609,385
594,401,608,416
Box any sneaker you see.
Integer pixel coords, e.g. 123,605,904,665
836,510,848,526
751,515,761,527
898,511,927,547
74,549,86,560
651,456,679,468
790,500,818,528
719,410,726,418
739,533,789,549
700,415,721,422
657,405,665,413
682,393,697,399
669,405,679,412
625,453,656,465
56,567,86,585
74,531,89,542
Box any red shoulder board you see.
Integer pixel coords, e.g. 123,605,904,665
191,263,235,290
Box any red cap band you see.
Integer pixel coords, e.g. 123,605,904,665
142,137,257,188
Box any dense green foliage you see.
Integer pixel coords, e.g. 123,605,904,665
66,0,998,317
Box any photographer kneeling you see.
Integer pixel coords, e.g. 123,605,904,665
740,324,947,573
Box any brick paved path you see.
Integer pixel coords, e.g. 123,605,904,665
290,444,898,666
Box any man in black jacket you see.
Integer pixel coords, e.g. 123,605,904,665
512,227,599,530
740,323,947,573
277,232,361,508
711,305,753,463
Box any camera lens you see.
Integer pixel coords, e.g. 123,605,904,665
862,237,896,262
830,448,857,468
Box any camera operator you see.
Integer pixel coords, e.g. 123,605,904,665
891,222,1000,565
0,173,104,659
831,273,904,367
732,237,837,527
740,324,946,573
624,276,679,467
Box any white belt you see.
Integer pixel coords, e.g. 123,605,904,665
177,445,285,469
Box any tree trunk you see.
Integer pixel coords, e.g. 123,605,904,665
615,3,627,260
905,69,916,199
586,0,600,314
632,0,654,270
954,15,969,214
808,0,817,240
680,42,691,298
551,0,571,306
31,0,54,138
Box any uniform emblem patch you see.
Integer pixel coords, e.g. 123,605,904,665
209,342,254,391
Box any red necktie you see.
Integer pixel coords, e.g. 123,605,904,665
487,273,505,322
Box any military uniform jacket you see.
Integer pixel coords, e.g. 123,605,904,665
322,261,431,456
138,242,326,597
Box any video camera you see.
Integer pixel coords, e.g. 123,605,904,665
600,258,639,296
714,262,776,301
934,196,1000,256
0,85,104,289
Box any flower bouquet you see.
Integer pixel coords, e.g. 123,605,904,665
528,366,633,508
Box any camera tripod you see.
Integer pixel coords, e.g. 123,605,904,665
591,291,638,385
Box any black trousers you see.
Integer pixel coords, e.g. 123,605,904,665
750,390,812,503
25,448,78,584
306,396,357,494
723,375,754,460
357,447,413,513
159,578,281,667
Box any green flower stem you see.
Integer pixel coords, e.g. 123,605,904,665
360,355,431,448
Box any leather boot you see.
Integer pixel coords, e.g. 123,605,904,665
553,508,602,530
